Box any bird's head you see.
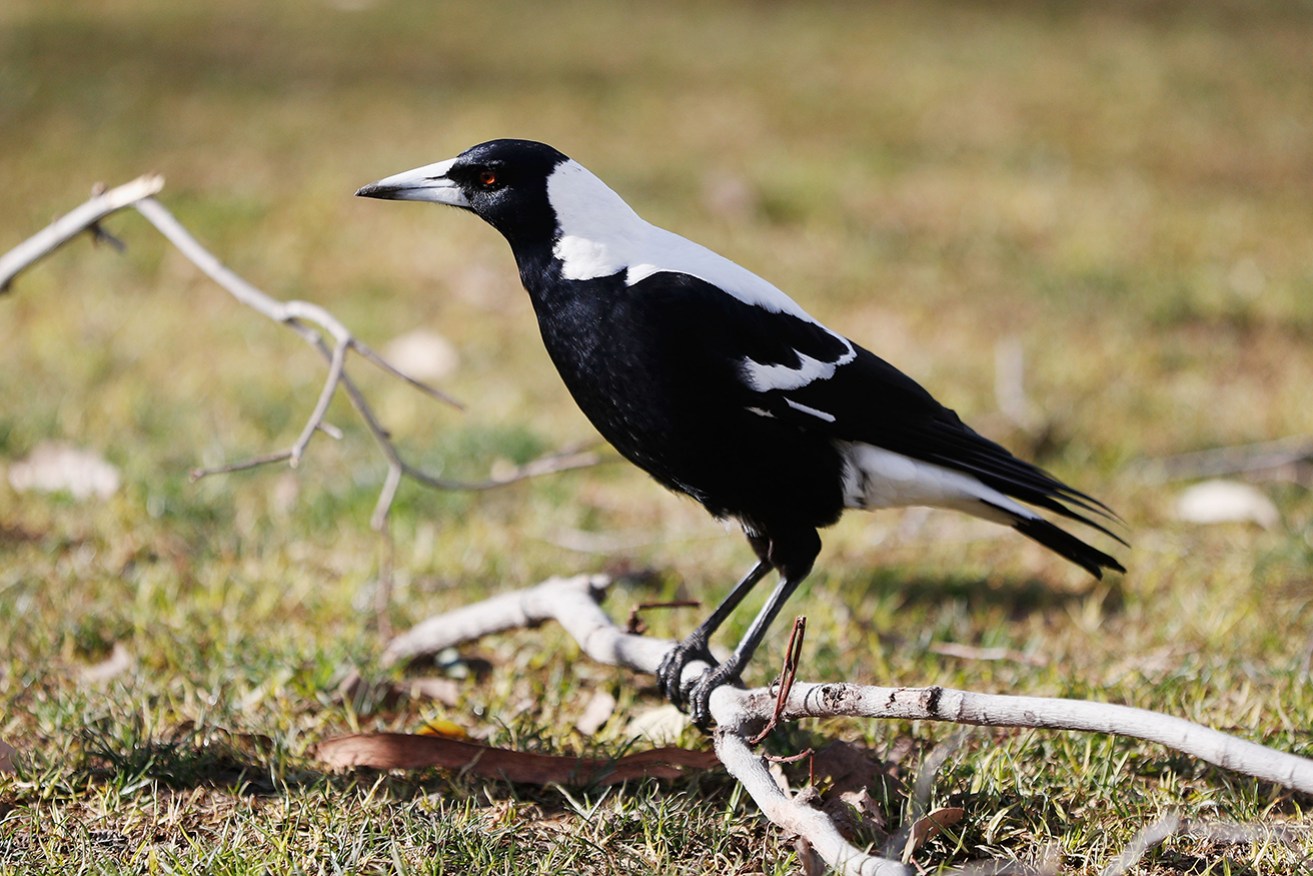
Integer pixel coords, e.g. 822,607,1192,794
357,139,571,249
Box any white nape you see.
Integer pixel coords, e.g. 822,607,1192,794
547,161,828,324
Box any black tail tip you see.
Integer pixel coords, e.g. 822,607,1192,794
1013,516,1126,579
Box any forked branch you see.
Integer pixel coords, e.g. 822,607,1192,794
384,573,1313,876
1,177,601,528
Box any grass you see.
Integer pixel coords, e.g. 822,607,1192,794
3,0,1313,872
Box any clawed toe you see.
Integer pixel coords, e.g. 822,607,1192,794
686,662,741,728
656,639,715,708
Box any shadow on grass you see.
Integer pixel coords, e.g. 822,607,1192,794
853,566,1125,620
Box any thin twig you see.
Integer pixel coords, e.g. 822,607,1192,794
1,180,601,530
749,615,806,745
1149,435,1313,482
0,175,164,292
626,599,702,635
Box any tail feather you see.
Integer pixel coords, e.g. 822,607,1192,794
1010,515,1126,579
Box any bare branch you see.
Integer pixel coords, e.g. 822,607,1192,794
291,338,350,467
1149,434,1313,482
383,573,1313,875
0,175,164,292
1,179,600,531
190,450,296,481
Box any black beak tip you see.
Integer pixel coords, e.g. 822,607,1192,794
355,182,386,199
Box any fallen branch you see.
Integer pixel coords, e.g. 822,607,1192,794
1149,434,1313,483
0,178,602,528
382,573,1313,875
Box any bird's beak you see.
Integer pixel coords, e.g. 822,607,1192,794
355,157,470,208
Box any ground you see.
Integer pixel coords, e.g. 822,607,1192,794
2,1,1312,873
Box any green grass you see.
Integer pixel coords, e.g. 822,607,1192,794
3,0,1313,872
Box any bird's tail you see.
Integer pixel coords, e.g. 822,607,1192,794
1010,515,1125,579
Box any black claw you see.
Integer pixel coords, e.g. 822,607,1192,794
657,635,716,709
686,662,741,728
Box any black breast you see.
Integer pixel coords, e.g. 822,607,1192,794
523,268,848,532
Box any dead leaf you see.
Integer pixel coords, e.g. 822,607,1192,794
575,690,616,736
809,740,900,841
8,442,120,500
405,677,460,706
813,739,897,798
418,719,468,740
78,642,134,684
838,786,884,825
1174,479,1279,528
902,806,965,862
795,836,825,876
623,704,688,745
0,738,16,774
315,732,717,784
314,732,718,786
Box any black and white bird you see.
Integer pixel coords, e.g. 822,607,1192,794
358,139,1125,726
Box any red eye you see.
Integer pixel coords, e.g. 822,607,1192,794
479,170,498,187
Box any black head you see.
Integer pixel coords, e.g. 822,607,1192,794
357,139,569,249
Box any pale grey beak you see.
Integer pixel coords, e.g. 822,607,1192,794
355,157,470,207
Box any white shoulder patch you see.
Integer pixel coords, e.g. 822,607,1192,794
545,161,820,322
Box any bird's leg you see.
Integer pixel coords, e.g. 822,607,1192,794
656,559,772,708
686,528,820,728
683,570,810,727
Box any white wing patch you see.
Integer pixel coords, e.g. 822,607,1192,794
740,341,856,392
839,442,1036,524
784,398,836,423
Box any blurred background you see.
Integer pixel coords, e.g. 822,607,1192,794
2,0,1312,869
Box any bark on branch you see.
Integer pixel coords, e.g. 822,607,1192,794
386,573,1313,876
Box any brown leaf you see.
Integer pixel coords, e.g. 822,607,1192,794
902,806,965,862
795,836,825,876
813,739,897,799
314,732,718,786
837,786,885,830
0,738,16,775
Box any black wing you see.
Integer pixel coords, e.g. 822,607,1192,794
633,272,1123,545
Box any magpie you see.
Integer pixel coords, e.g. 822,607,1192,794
357,139,1125,726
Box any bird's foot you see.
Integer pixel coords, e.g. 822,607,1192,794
656,635,716,709
685,661,742,729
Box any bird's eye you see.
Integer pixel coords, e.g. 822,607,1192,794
478,170,498,188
